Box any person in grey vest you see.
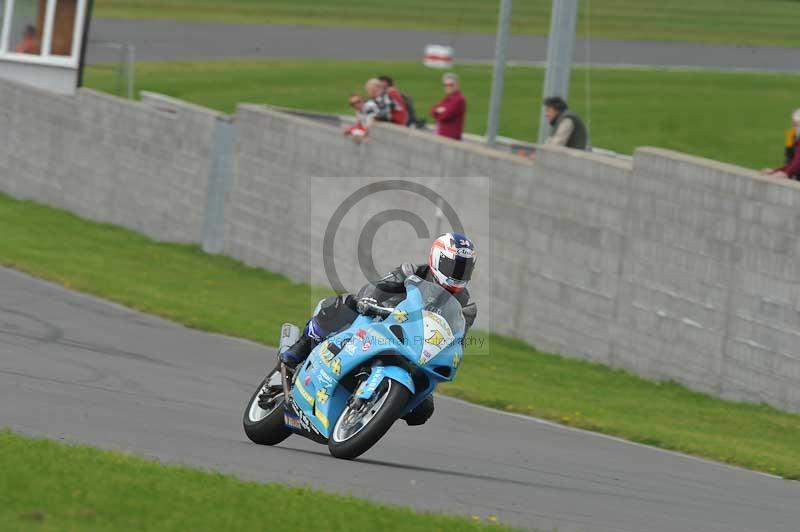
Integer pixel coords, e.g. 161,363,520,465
543,96,588,150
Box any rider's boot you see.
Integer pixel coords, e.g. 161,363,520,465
280,295,359,368
279,317,327,368
279,334,317,368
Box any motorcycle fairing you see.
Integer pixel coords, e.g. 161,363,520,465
354,365,415,400
283,395,328,444
287,281,465,440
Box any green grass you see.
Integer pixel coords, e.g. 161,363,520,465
84,59,797,170
0,430,514,531
2,193,800,479
93,0,800,47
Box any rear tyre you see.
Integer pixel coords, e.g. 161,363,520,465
242,375,292,446
328,379,410,460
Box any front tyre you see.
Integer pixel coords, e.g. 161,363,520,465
328,379,410,460
243,374,292,446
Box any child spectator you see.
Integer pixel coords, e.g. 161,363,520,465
343,94,379,142
431,72,466,140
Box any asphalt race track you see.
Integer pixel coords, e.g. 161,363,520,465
1,266,799,531
88,19,800,72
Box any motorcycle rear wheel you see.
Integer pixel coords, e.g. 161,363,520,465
242,373,292,446
328,379,410,460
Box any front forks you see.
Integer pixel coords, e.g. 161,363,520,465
280,362,292,403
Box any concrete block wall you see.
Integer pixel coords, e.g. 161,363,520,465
2,79,798,411
225,105,800,411
614,149,741,394
225,106,511,329
0,80,219,243
224,105,315,282
624,149,800,411
514,147,632,364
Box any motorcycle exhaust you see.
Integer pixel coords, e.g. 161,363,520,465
278,323,300,355
278,323,300,402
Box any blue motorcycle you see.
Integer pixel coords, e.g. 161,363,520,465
243,275,466,459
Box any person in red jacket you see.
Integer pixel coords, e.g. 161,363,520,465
378,76,409,126
763,109,800,180
431,72,466,140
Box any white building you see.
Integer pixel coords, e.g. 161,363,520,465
0,0,91,94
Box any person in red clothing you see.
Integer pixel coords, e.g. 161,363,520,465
763,109,800,180
378,76,409,126
431,72,466,140
14,25,38,55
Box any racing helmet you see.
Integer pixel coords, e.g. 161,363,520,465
428,233,476,293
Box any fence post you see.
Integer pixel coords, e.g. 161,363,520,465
486,0,512,146
125,44,135,100
201,117,235,254
537,0,578,144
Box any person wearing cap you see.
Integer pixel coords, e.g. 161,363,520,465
543,96,588,150
763,108,800,180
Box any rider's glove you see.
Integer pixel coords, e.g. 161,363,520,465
356,297,378,315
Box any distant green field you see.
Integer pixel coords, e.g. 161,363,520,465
0,430,515,531
94,0,800,47
2,193,800,479
85,59,797,170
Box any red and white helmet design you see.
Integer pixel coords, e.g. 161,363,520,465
428,232,476,293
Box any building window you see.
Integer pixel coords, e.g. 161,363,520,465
0,0,86,63
9,0,40,55
49,0,77,56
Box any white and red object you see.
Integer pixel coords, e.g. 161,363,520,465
423,45,454,69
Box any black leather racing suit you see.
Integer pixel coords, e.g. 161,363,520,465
358,263,477,327
312,263,477,339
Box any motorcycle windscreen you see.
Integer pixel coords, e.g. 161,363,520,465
410,280,465,369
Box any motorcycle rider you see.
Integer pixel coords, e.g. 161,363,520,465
280,232,478,426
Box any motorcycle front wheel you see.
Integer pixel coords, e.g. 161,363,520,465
242,371,292,446
328,379,410,460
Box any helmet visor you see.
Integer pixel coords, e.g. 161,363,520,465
437,255,474,281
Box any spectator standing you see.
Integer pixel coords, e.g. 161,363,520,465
377,75,409,126
763,108,800,180
431,72,466,140
14,25,38,54
543,96,588,150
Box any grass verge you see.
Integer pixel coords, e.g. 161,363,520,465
84,59,798,170
1,193,800,479
0,430,515,531
93,0,800,48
